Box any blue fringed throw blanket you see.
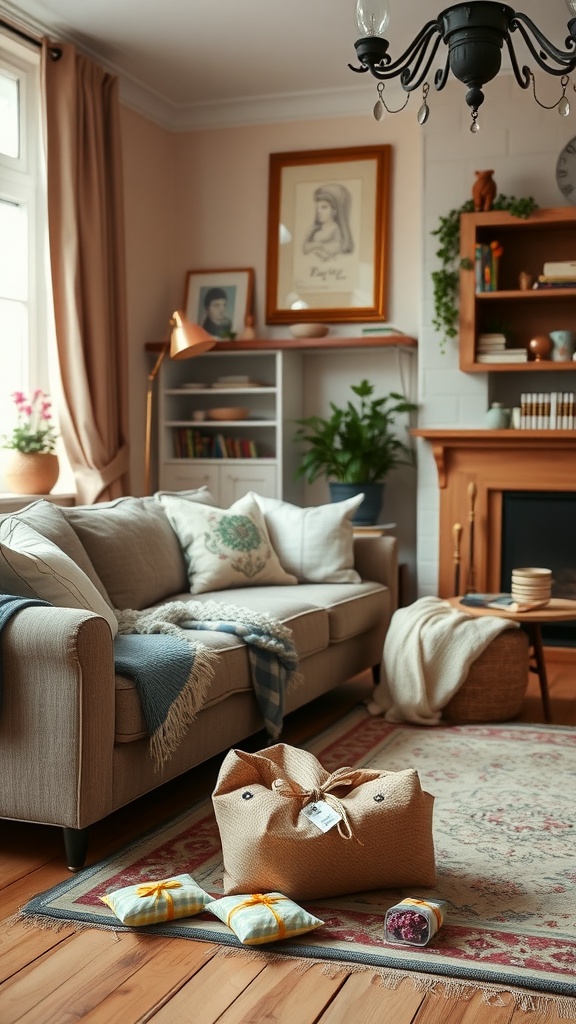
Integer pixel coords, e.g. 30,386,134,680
0,595,51,710
0,594,300,772
115,600,301,770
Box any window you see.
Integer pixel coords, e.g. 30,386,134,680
0,32,54,486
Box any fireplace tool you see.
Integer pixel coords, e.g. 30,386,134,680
452,522,462,596
465,482,477,593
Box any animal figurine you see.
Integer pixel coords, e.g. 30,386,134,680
472,170,497,212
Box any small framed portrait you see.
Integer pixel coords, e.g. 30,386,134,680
265,145,391,325
183,268,255,340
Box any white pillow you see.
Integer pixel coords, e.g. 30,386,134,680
0,518,118,637
250,493,363,584
153,485,217,506
159,492,298,594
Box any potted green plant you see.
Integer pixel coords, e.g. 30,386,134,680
293,379,417,524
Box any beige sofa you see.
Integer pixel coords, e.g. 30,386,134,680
0,491,397,869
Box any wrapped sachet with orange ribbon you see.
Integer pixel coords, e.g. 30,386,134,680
207,891,324,945
100,873,212,926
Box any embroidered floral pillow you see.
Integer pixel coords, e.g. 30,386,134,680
159,492,298,594
207,892,324,945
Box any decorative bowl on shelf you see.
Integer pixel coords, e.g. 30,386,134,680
207,407,249,421
527,335,552,361
289,323,329,339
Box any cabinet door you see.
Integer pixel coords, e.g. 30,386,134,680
219,464,277,507
160,463,220,500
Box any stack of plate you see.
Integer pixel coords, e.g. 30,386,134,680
511,567,552,607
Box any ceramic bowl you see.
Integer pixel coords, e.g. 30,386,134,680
289,323,329,339
207,407,249,421
511,567,552,579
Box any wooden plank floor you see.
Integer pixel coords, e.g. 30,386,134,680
1,658,575,1024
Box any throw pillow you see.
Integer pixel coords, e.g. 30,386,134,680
159,492,298,594
153,485,217,506
63,497,188,610
101,874,213,926
207,892,324,945
250,492,363,583
0,518,118,637
1,499,112,606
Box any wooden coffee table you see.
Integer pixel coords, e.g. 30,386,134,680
448,598,576,723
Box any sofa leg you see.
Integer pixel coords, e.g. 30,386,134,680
63,827,89,871
371,663,381,686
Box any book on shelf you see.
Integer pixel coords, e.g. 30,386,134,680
519,392,575,429
543,260,576,277
172,427,260,458
533,279,576,290
476,350,528,363
474,241,502,292
460,593,550,612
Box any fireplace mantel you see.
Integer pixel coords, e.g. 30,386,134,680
412,429,576,598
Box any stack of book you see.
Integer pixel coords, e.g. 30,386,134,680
476,333,528,363
519,392,575,429
533,260,576,290
474,241,503,292
173,428,259,458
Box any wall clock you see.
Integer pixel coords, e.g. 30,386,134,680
556,136,576,205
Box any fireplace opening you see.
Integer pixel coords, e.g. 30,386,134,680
500,491,576,646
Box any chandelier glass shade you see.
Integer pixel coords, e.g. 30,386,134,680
350,1,576,130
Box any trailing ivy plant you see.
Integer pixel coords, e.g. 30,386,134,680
431,193,539,353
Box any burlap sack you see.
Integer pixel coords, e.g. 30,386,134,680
212,742,436,900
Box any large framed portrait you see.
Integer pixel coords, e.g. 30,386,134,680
184,268,255,340
265,145,391,325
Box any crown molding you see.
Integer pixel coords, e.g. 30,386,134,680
119,78,385,132
1,0,388,132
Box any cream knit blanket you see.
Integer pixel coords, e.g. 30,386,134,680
367,596,518,725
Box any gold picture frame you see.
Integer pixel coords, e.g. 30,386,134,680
266,145,391,325
184,268,255,340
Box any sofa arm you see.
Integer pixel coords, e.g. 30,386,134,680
353,534,398,613
0,606,116,830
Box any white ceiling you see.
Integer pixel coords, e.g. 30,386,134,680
1,0,572,129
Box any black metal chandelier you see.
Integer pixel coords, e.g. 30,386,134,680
349,1,576,131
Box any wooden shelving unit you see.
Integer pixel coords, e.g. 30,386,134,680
458,207,576,372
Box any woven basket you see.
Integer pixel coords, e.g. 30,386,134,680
443,627,529,723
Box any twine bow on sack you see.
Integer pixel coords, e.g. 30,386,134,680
136,879,183,920
227,894,288,939
272,766,377,841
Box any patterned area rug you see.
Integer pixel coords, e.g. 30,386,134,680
19,708,576,1014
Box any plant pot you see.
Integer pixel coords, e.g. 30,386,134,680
329,482,384,525
3,451,60,495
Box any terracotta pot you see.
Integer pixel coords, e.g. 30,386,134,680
3,451,60,495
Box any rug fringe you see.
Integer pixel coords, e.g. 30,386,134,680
209,945,576,1016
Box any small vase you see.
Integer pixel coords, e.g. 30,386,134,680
3,451,60,495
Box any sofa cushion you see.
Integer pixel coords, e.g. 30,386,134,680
63,497,188,610
291,581,390,642
0,499,112,605
251,493,362,584
159,492,297,594
0,518,118,636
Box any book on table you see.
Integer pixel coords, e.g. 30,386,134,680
460,593,549,612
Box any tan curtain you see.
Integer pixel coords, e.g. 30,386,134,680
41,40,130,504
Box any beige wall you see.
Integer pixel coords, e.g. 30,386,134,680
122,107,422,589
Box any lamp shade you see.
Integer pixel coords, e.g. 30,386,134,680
169,310,215,359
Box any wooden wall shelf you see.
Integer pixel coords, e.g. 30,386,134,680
146,334,417,353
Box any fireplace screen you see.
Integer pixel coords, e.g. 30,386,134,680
501,491,576,646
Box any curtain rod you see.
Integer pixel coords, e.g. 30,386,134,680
0,17,61,59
